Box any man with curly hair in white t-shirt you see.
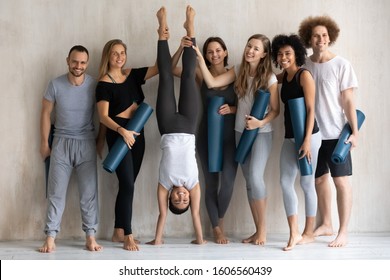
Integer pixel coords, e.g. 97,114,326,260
299,15,359,247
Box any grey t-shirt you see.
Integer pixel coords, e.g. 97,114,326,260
44,74,96,139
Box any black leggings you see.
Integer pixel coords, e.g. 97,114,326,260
156,39,200,135
106,117,145,235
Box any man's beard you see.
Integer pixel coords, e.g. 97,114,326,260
69,68,85,77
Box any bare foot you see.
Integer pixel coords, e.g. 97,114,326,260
112,228,140,244
156,6,169,40
298,233,315,245
213,226,229,244
328,232,348,247
183,5,195,37
146,239,164,245
252,231,266,246
86,236,103,252
123,234,139,251
191,239,207,245
314,224,334,237
112,228,124,242
242,233,255,243
242,231,266,245
38,236,56,253
283,234,303,251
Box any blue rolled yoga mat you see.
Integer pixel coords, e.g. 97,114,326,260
207,96,225,172
45,124,55,198
331,109,365,164
288,97,312,176
103,102,153,173
235,89,270,164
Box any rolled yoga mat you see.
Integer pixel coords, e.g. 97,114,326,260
288,97,312,176
45,124,55,198
235,89,270,164
103,102,153,173
207,96,225,172
331,109,365,164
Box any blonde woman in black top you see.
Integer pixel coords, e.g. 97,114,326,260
95,35,162,251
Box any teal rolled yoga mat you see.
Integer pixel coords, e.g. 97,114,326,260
45,124,55,198
288,97,312,176
207,96,225,172
331,109,365,164
235,89,270,164
103,102,153,173
45,124,54,198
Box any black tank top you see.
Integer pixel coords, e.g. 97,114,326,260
281,68,319,138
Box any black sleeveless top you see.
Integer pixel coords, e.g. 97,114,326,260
281,68,319,138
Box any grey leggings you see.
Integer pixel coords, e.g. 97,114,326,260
156,39,199,135
279,131,322,217
236,131,272,200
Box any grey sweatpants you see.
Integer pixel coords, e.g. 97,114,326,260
44,137,98,237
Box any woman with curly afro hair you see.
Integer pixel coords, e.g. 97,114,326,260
271,34,321,251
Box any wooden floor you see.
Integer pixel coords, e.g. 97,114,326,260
2,233,389,279
1,232,389,260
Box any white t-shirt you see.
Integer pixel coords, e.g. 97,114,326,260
305,56,358,139
234,65,278,133
159,133,199,191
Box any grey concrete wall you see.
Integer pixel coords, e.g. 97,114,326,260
0,0,389,241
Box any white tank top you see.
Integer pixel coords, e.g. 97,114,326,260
234,65,277,133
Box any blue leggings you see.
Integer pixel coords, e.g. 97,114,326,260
156,39,199,135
